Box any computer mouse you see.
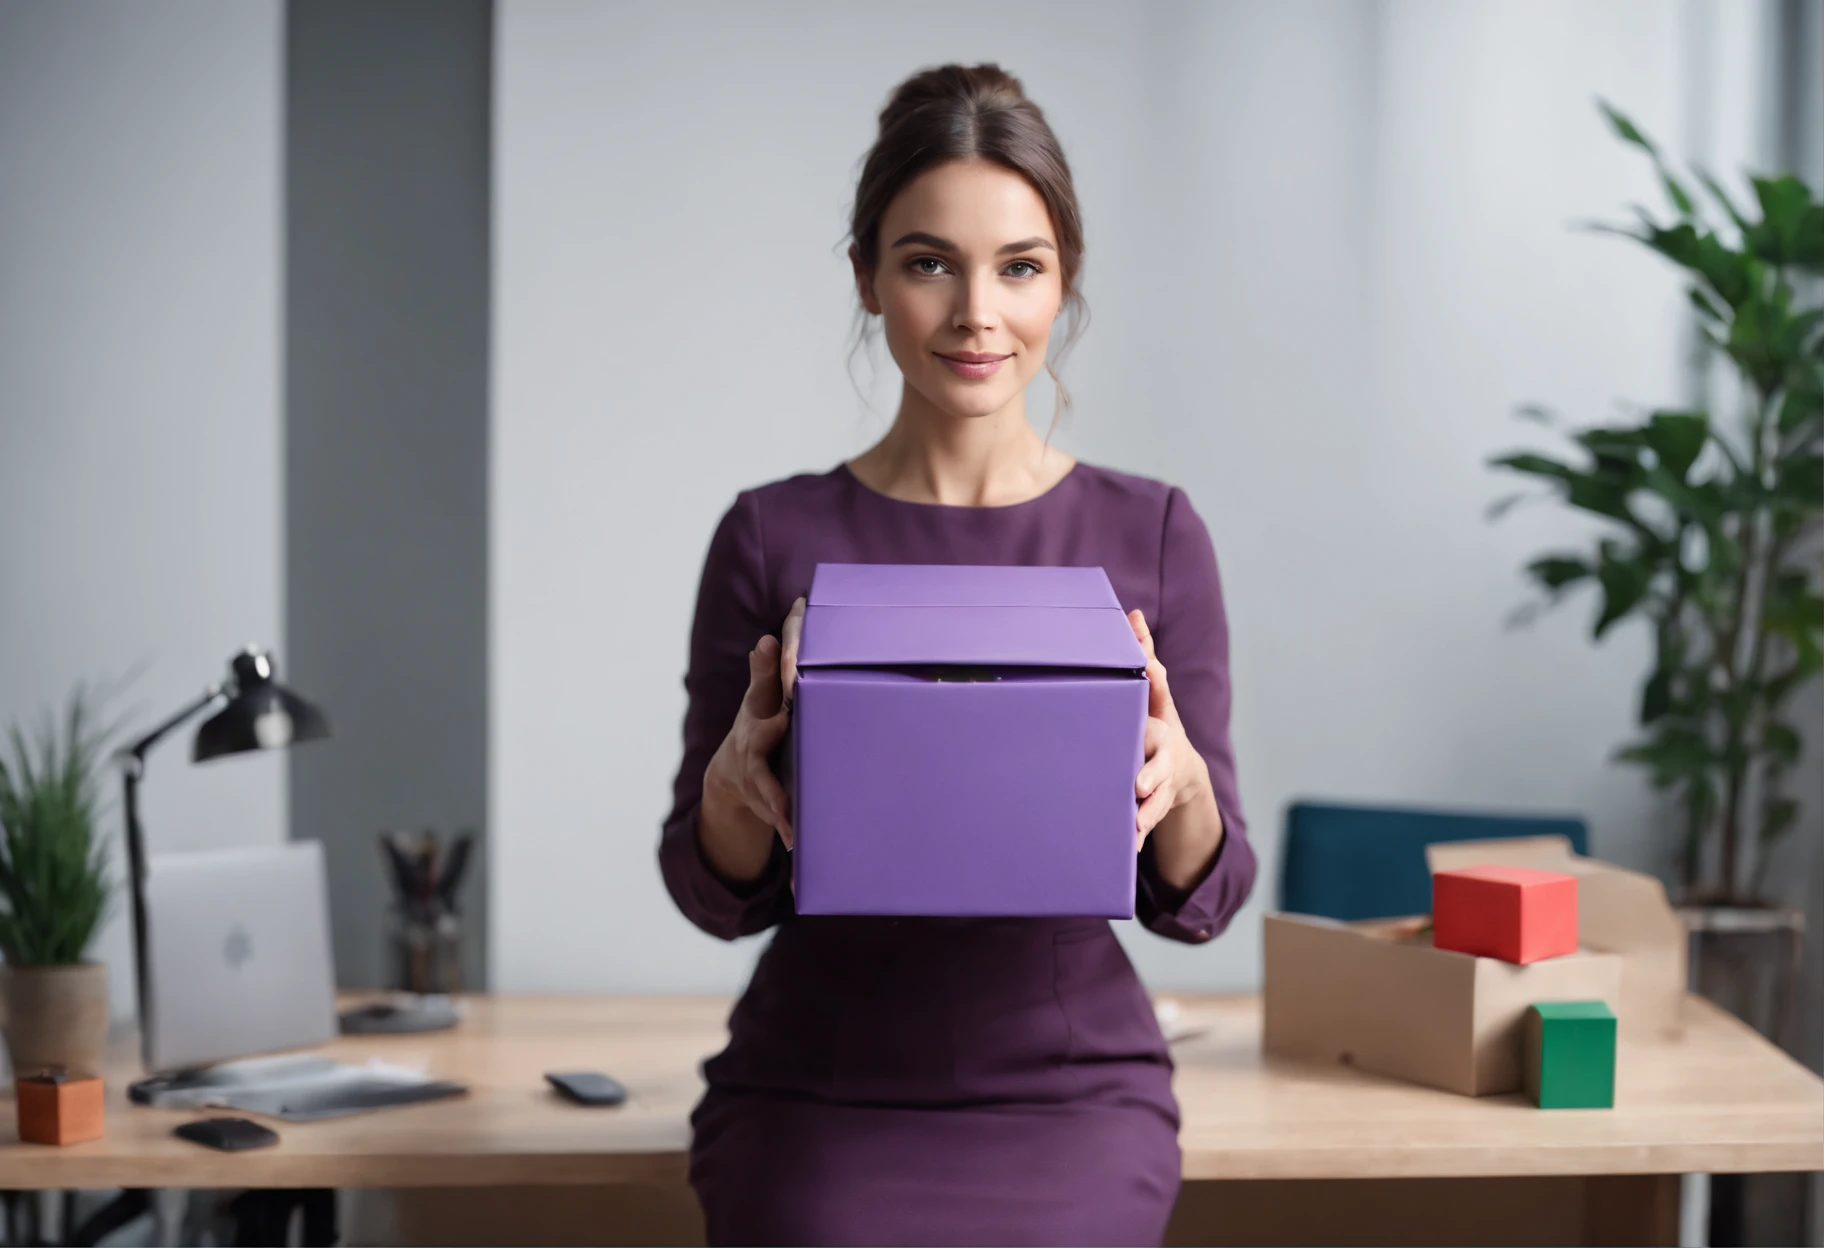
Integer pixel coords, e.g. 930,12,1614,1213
544,1070,628,1107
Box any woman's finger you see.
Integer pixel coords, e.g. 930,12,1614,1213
1136,754,1167,801
749,703,791,754
750,768,792,845
1143,715,1168,752
1145,657,1175,723
1127,609,1158,663
1136,781,1174,837
781,597,807,702
741,785,781,836
739,644,765,710
742,635,784,718
753,767,789,822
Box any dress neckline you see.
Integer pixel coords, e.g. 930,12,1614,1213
836,459,1082,513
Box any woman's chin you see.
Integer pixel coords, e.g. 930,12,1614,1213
926,378,1019,421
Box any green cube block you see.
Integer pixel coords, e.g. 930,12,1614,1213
1524,1001,1616,1109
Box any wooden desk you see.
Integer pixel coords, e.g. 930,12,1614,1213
4,993,1819,1246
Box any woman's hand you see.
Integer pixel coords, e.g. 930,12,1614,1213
779,594,806,704
699,599,807,885
1128,609,1213,851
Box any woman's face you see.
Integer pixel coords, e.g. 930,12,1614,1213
855,160,1065,423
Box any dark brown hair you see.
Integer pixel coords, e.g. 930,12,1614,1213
848,63,1089,430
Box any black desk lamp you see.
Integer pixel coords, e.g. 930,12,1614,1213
118,646,330,1067
57,651,331,1248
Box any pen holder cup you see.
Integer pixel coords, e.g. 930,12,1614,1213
388,907,462,996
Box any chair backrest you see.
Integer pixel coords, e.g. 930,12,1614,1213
1279,800,1591,921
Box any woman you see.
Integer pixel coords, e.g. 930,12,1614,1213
659,63,1256,1247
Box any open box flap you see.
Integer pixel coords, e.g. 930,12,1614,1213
1426,835,1687,1036
800,564,1146,670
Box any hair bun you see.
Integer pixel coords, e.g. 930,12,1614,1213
879,63,1027,134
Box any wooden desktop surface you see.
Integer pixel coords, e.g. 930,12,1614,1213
2,992,1820,1191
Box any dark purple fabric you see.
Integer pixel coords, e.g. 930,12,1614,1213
659,462,1257,1247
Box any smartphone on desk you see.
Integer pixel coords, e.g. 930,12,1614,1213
173,1117,280,1152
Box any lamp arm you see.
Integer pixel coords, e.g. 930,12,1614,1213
117,684,225,1072
123,684,226,765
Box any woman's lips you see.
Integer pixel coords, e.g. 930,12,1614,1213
936,352,1010,379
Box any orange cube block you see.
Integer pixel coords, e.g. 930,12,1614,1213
15,1073,105,1146
1432,864,1577,964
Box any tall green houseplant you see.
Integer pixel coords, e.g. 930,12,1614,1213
1492,103,1824,907
0,688,114,966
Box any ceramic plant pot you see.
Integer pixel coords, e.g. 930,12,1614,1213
0,961,110,1079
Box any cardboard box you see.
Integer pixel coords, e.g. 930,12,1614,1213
1426,836,1687,1038
1262,913,1623,1096
787,563,1148,917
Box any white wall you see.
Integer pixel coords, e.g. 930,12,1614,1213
492,0,1775,994
0,0,284,1021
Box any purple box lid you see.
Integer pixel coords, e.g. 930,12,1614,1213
799,564,1146,671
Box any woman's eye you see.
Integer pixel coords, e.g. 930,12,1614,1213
906,257,1041,278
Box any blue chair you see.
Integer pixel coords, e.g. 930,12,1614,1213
1279,800,1590,921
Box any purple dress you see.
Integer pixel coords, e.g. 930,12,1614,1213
660,461,1256,1247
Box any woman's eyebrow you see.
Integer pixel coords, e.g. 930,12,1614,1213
889,231,1057,255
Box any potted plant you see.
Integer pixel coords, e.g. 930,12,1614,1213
0,685,117,1079
1488,103,1821,1041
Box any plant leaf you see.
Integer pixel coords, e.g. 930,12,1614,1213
1640,665,1673,725
1490,451,1573,481
1566,473,1640,526
1643,410,1709,481
1615,720,1717,787
1688,287,1728,323
1598,99,1656,154
1752,175,1821,267
1594,542,1654,638
1764,721,1801,767
1758,797,1799,846
1525,555,1593,593
1775,453,1824,508
1779,377,1822,435
0,684,119,965
1486,491,1534,521
1694,165,1754,234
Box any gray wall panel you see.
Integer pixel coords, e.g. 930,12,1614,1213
286,0,492,989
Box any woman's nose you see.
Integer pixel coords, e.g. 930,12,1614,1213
952,273,999,334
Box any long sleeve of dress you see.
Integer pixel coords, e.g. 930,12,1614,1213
1134,487,1258,944
658,491,796,941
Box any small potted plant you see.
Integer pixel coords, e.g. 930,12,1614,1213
0,685,117,1079
1489,103,1821,1049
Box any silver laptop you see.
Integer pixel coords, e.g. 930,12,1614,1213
142,840,339,1073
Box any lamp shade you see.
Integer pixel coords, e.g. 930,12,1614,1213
192,647,330,762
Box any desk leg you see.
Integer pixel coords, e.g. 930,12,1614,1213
226,1189,337,1247
66,1189,150,1246
1582,1174,1681,1247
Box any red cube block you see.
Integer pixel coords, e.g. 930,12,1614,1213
1432,865,1578,964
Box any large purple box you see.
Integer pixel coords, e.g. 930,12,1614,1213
788,563,1149,917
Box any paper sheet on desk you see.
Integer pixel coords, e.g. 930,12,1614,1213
139,1056,466,1121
